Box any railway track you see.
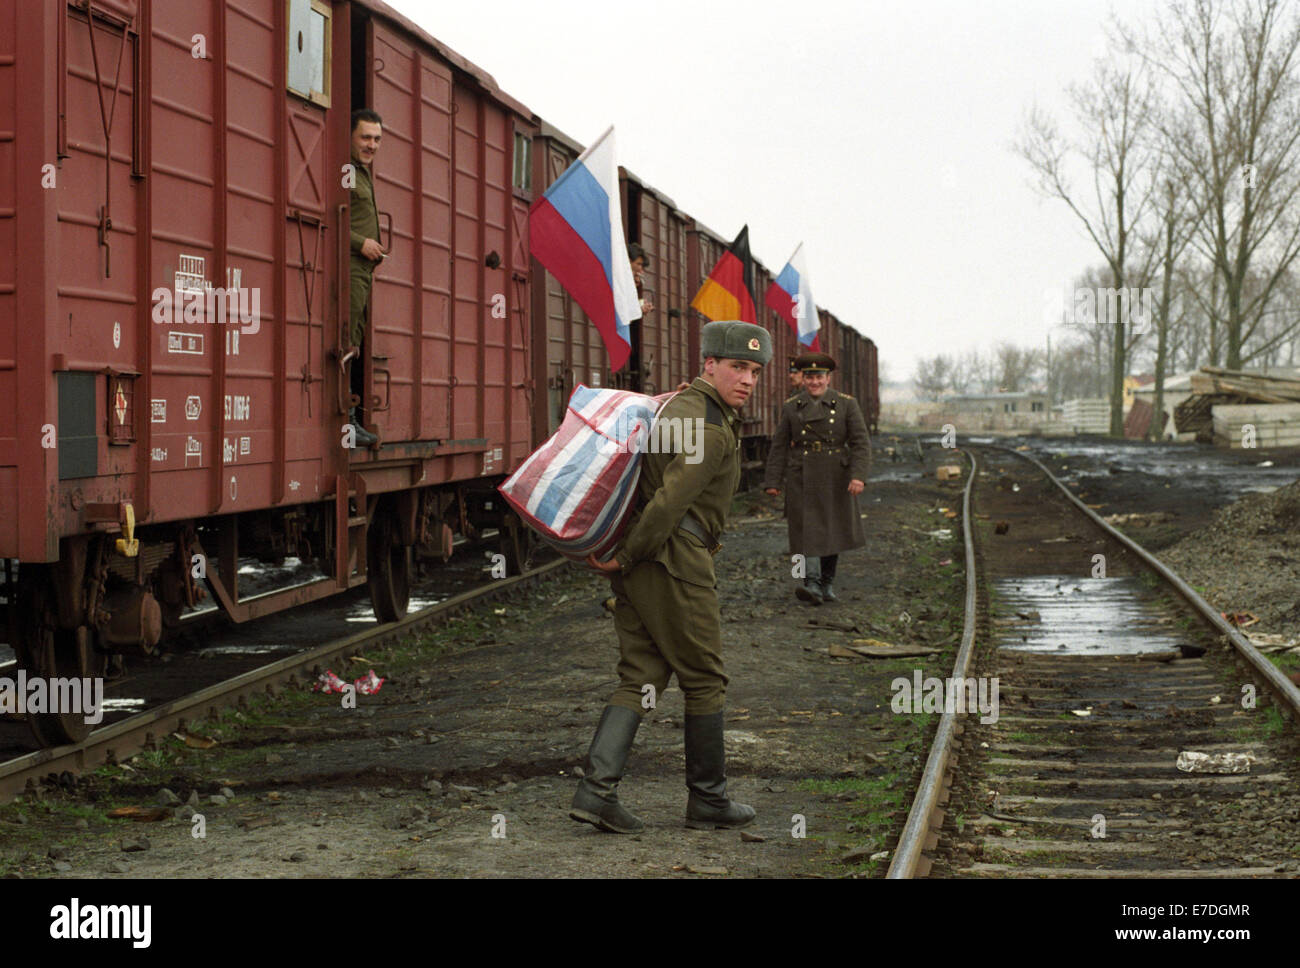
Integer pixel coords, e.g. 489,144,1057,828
889,445,1300,879
0,557,569,804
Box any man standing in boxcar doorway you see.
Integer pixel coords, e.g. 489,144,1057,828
764,352,871,604
348,108,385,448
571,320,771,835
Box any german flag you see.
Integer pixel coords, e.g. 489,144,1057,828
691,225,757,323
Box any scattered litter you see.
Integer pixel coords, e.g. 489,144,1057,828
1209,695,1222,705
938,558,953,566
901,525,953,540
1257,460,1274,467
936,465,963,481
1246,632,1300,654
493,608,506,616
311,669,386,695
1105,511,1174,528
106,806,171,823
1070,709,1092,717
1176,750,1256,774
311,671,350,694
829,641,939,659
174,732,217,749
1222,612,1260,628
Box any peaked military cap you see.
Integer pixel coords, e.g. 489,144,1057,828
794,351,836,373
700,320,772,365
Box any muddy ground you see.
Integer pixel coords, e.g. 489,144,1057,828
0,443,968,879
3,433,1296,879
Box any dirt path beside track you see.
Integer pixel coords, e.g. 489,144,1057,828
0,448,968,879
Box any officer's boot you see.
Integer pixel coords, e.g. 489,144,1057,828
569,705,644,834
684,711,756,830
819,555,839,603
795,575,823,605
349,407,379,449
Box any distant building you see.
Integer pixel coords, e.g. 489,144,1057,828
942,391,1048,416
910,391,1051,431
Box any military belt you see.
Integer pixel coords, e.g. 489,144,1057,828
678,512,721,555
799,442,844,455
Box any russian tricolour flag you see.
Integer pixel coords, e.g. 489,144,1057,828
529,126,640,371
765,243,820,350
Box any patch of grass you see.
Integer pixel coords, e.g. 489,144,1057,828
1233,704,1287,743
1267,652,1300,676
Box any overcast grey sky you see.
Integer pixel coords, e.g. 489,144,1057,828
391,0,1158,383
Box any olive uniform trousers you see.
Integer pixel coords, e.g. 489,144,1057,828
608,561,728,717
349,257,373,349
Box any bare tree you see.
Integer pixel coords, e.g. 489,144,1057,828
913,354,956,402
1142,0,1300,368
1050,340,1099,403
1136,154,1200,438
993,342,1045,392
1019,51,1161,434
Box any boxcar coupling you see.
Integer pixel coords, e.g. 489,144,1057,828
0,0,877,746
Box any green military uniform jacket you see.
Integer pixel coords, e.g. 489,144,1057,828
614,377,741,587
350,156,380,259
348,156,380,346
763,386,871,557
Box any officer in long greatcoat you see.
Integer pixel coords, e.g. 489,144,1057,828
763,352,871,604
572,320,772,835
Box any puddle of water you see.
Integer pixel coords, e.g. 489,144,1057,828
994,576,1188,655
343,594,448,623
195,643,299,658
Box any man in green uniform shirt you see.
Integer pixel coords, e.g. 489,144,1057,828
348,109,385,448
571,320,772,834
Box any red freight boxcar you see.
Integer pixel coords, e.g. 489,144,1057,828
0,0,538,743
1,0,879,747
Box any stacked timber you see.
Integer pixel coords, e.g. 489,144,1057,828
1062,397,1110,433
1175,367,1300,445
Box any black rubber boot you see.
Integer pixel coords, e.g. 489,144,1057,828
684,712,755,830
819,555,839,603
349,408,379,449
569,705,644,834
795,576,823,605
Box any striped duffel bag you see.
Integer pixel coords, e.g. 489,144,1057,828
498,385,677,564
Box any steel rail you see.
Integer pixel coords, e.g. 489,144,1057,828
0,558,569,803
997,444,1300,719
887,448,979,879
889,441,1300,879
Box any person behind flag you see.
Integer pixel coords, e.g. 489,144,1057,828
763,352,871,605
570,321,772,834
627,242,655,318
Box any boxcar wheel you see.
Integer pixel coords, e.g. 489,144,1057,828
500,518,537,576
17,568,96,747
367,508,411,623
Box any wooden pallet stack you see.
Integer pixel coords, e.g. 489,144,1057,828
1174,367,1300,446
